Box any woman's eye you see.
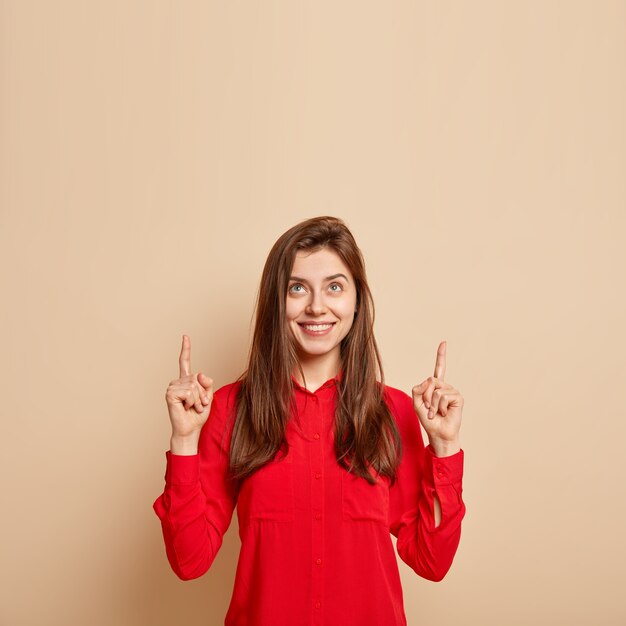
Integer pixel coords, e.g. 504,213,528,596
289,282,343,293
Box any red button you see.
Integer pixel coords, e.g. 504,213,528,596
315,513,321,520
315,601,321,609
313,433,320,440
315,472,321,479
316,558,322,565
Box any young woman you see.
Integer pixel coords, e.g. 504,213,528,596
153,216,466,626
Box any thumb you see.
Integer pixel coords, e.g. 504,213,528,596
412,380,428,397
411,380,429,417
197,372,214,391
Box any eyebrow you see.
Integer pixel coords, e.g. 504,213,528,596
289,273,350,284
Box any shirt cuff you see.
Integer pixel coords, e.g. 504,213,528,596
165,449,200,486
424,444,464,486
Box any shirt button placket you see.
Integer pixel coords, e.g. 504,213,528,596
311,392,323,624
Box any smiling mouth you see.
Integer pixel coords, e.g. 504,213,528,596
297,322,336,333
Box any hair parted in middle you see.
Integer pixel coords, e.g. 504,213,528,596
225,215,402,491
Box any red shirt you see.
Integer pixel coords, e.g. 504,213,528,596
153,372,466,626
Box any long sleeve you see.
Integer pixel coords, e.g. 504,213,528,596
386,388,466,582
152,386,238,580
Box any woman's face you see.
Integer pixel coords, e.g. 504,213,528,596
286,247,357,362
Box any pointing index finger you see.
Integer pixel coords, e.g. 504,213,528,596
179,334,191,378
433,340,446,381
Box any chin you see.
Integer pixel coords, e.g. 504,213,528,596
295,343,338,358
297,346,333,357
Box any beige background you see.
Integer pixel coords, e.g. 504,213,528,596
1,1,625,625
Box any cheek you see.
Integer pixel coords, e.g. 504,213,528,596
339,297,357,318
285,299,299,319
338,303,356,332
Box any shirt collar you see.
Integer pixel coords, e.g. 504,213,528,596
291,367,344,393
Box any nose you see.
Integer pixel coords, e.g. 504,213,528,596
305,289,328,316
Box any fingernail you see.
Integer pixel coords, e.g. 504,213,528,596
425,401,430,409
428,409,433,419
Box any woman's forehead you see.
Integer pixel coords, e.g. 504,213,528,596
292,247,348,271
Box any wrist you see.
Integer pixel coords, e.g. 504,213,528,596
428,438,461,458
170,433,200,455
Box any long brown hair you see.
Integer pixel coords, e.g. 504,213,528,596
227,216,402,490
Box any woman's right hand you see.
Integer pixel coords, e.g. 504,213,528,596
165,334,214,439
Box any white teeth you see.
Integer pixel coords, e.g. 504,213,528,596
301,323,333,331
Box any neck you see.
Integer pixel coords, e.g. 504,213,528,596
293,349,341,390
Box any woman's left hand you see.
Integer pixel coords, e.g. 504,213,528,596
412,341,463,455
